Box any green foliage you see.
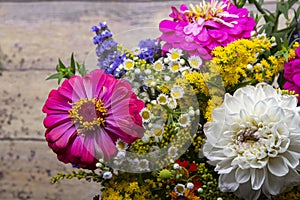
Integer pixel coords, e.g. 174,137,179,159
51,170,102,184
46,53,87,84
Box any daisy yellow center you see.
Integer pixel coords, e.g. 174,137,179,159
69,98,107,134
171,64,180,71
141,110,150,120
171,52,181,60
189,58,201,67
125,60,134,70
158,95,167,104
179,116,188,125
154,62,163,71
154,128,163,136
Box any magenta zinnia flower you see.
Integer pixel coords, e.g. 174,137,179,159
159,0,256,59
43,69,144,169
284,46,300,101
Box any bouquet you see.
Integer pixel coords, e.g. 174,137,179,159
42,0,300,199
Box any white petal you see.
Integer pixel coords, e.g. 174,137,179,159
267,157,289,176
235,168,250,184
267,106,283,122
219,171,240,192
216,159,234,174
281,151,300,168
235,181,261,200
254,101,267,116
223,93,241,114
250,168,266,190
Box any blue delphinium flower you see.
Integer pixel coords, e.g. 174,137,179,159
91,22,126,77
137,39,161,63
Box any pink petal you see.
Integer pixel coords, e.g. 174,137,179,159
159,20,178,33
94,129,117,160
46,121,74,143
44,114,71,129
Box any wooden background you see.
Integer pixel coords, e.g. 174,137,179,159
0,1,298,199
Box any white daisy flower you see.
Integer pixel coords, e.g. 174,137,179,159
178,114,191,127
188,55,203,69
174,183,186,195
203,83,300,200
140,108,152,123
153,60,165,72
169,61,181,73
123,59,135,70
168,146,179,158
115,139,128,151
138,159,150,172
170,85,184,99
151,125,164,142
167,98,177,109
157,94,169,105
167,48,183,61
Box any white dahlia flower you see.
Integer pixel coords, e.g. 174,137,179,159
203,83,300,200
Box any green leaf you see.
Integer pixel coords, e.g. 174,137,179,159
58,58,66,70
46,72,62,81
288,0,298,9
77,62,87,76
70,53,76,75
277,2,289,20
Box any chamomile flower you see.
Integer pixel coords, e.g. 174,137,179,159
123,59,135,70
115,139,128,151
151,125,164,142
178,114,191,127
169,61,181,73
168,146,178,158
153,60,165,72
132,47,141,56
174,184,186,195
188,55,203,69
167,48,183,61
138,159,150,171
141,130,151,143
157,94,169,105
170,85,184,99
167,98,177,109
140,108,152,123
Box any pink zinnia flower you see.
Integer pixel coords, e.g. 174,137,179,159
284,46,300,101
43,69,144,169
159,0,256,59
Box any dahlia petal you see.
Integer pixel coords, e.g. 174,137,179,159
46,121,74,143
250,168,265,190
235,168,250,184
219,171,239,192
267,157,289,176
253,101,267,115
223,93,242,113
263,173,282,195
236,181,261,200
215,159,234,174
282,151,300,168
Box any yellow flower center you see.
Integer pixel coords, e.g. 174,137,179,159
69,98,107,135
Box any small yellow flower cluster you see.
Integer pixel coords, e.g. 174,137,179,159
102,178,152,200
184,71,210,96
211,36,278,89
